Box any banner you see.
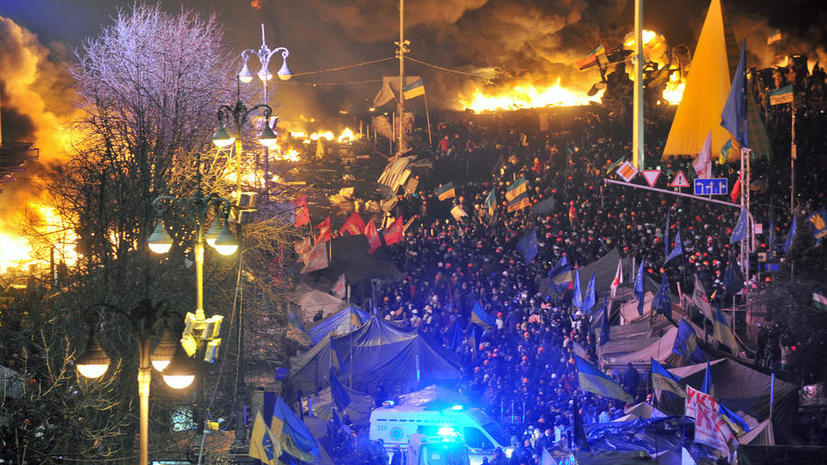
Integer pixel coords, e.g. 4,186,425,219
687,386,737,460
685,385,718,419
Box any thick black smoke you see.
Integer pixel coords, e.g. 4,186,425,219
1,0,825,115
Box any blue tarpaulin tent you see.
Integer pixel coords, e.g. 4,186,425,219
287,317,461,396
307,306,370,344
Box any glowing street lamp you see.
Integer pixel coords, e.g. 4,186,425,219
240,24,292,84
212,24,291,196
149,151,238,326
75,300,192,465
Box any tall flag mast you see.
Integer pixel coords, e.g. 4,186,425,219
395,0,408,155
633,0,644,169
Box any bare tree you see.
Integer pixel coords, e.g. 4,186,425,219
51,3,233,306
35,3,251,460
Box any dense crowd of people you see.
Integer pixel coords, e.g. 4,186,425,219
319,61,827,464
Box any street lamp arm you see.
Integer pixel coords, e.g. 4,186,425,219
152,195,184,216
205,194,233,219
246,103,274,120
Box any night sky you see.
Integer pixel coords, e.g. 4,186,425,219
1,0,825,115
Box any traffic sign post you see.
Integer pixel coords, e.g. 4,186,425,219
641,169,661,187
669,170,690,188
693,178,728,196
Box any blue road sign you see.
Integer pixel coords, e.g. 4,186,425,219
694,178,728,196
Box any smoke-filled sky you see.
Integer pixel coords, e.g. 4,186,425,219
1,0,826,124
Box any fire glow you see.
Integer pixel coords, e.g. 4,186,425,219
460,78,602,113
288,127,361,145
0,204,78,274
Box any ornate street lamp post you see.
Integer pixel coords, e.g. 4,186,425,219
76,299,194,465
212,24,290,198
147,152,238,356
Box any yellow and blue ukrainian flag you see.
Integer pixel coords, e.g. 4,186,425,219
249,411,280,465
435,182,456,201
271,396,318,464
672,319,704,363
575,356,633,403
403,78,425,99
484,189,496,217
471,301,495,329
713,304,738,354
505,177,528,202
650,358,686,398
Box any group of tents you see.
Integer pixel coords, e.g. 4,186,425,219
286,309,462,399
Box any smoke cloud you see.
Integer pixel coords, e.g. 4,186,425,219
0,15,78,236
0,16,75,165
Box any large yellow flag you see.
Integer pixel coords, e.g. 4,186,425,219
249,411,280,465
662,0,733,161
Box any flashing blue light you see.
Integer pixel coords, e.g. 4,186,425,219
450,404,464,411
382,400,395,407
437,427,456,438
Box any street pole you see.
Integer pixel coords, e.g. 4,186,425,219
632,0,644,170
397,0,405,156
76,301,191,465
138,337,151,465
195,227,206,321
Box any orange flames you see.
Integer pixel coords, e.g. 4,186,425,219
461,29,685,113
0,204,78,275
662,73,685,105
459,77,602,112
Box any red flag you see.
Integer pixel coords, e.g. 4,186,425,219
294,195,310,227
730,171,742,203
339,212,366,236
315,216,331,243
383,216,404,246
365,219,382,253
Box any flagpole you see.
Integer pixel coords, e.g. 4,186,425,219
423,90,433,146
632,0,644,170
790,98,796,216
396,0,406,155
744,147,749,284
769,372,775,421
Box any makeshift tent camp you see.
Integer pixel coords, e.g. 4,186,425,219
667,359,798,443
738,419,775,446
396,385,472,410
288,334,342,396
597,319,679,372
307,306,370,345
613,402,667,422
287,317,462,396
601,324,679,370
302,385,375,425
538,249,651,297
290,285,347,323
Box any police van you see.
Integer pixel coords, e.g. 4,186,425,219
369,404,511,465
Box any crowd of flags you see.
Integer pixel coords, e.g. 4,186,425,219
292,173,546,276
292,195,407,274
250,396,319,465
